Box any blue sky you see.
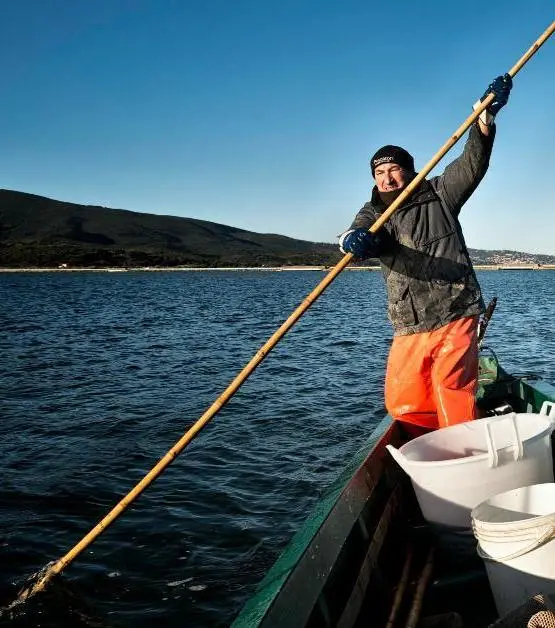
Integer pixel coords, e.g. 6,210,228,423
1,1,554,254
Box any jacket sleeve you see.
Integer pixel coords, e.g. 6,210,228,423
435,122,496,216
348,202,376,230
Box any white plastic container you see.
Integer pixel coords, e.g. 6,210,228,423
386,402,555,529
472,482,555,617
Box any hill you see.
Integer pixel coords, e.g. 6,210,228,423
0,189,341,268
1,189,554,268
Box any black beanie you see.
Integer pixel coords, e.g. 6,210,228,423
370,145,415,177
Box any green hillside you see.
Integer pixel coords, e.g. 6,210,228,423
0,189,343,268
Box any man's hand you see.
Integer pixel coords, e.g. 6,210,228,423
339,228,381,260
483,73,513,115
474,73,513,128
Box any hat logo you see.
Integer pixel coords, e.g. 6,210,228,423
373,156,395,167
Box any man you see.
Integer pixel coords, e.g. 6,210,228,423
339,74,512,435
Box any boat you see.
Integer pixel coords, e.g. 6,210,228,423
231,348,555,627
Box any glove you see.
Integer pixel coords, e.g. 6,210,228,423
339,228,380,260
474,73,512,125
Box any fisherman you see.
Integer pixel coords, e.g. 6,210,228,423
339,74,513,436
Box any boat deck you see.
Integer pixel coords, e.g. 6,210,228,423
350,468,499,628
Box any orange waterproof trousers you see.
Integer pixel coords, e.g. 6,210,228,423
385,316,479,430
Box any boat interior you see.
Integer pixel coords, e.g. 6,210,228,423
322,363,554,628
232,352,555,628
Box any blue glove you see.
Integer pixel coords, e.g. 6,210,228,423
477,73,512,122
339,228,380,260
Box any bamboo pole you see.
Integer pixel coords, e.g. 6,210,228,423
406,548,435,628
386,545,414,628
4,20,554,613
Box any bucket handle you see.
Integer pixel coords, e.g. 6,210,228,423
476,523,555,562
484,413,524,468
540,401,555,420
385,444,409,474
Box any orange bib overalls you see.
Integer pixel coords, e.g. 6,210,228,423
385,315,479,430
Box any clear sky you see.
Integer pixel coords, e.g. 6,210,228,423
1,1,554,254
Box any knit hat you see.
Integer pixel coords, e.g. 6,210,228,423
370,145,415,177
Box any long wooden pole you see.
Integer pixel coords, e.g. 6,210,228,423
385,545,414,628
6,20,555,611
406,548,435,628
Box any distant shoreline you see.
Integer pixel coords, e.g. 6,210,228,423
1,264,555,273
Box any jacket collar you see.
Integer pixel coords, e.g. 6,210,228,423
370,178,436,212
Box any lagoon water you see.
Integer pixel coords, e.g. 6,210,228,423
0,269,554,627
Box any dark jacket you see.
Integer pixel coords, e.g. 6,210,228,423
348,123,495,336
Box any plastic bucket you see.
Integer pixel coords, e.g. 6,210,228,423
386,402,555,530
472,483,555,617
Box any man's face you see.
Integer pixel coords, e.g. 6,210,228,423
374,163,412,192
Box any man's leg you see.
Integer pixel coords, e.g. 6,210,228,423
385,330,439,430
431,316,479,428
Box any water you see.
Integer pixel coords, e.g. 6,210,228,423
0,269,553,627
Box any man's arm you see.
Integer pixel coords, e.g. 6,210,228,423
477,118,492,137
343,202,375,231
435,74,511,215
435,122,496,216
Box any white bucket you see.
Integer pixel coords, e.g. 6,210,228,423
472,483,555,617
386,402,555,530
